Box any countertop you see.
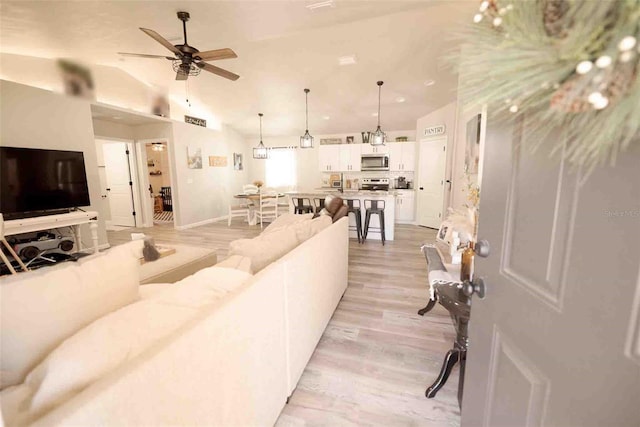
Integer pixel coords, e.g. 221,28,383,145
286,189,400,197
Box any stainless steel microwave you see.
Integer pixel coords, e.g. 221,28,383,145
361,154,389,171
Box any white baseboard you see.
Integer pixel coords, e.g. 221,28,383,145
175,215,228,230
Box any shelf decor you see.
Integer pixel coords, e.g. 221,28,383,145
457,0,640,172
300,88,314,148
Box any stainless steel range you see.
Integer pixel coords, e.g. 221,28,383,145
360,177,390,191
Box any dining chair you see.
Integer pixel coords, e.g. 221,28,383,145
276,194,290,216
255,191,279,228
228,197,251,227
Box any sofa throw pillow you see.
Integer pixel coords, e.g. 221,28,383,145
0,242,141,390
229,228,299,273
261,213,313,235
216,255,253,274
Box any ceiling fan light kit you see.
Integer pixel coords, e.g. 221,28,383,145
371,80,386,146
253,113,269,160
300,88,314,149
118,11,239,82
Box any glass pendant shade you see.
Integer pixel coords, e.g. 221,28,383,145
372,126,386,146
300,88,314,148
371,81,385,146
253,113,269,159
300,130,314,148
253,141,268,159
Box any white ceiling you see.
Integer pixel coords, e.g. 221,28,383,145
0,1,474,137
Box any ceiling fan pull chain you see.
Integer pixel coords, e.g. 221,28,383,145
185,80,191,107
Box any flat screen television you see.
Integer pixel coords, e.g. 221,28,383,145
0,147,91,219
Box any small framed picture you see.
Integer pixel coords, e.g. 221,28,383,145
436,221,453,245
346,136,355,144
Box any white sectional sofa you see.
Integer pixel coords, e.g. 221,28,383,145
0,216,349,426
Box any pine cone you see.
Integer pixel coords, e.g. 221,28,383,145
543,0,569,38
550,75,592,113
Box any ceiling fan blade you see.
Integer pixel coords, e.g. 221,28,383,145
176,71,188,81
196,62,240,81
139,28,182,56
195,48,237,61
118,52,174,59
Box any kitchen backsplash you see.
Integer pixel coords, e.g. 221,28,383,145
321,171,415,189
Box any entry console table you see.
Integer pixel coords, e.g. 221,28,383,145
1,211,99,274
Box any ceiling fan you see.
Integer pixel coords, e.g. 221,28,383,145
118,11,239,81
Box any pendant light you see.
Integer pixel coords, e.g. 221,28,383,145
300,88,314,148
371,80,386,146
253,113,268,159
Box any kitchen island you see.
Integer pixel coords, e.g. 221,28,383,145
286,190,396,241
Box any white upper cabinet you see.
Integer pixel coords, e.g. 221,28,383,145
389,142,415,172
339,144,362,172
320,144,361,172
360,144,389,155
318,145,340,172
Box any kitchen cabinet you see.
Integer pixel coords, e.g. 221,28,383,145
318,145,340,172
389,142,415,172
319,144,361,172
339,144,362,172
360,144,389,155
395,190,415,223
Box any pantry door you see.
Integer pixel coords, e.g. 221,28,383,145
461,114,640,426
416,136,447,228
102,142,136,227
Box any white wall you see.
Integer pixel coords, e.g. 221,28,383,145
248,129,416,190
0,53,224,131
416,101,458,210
166,122,251,228
0,80,108,247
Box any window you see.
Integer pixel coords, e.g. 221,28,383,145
265,149,296,188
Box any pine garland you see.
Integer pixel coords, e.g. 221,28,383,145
456,0,640,172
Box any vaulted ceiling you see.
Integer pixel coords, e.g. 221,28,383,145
0,0,474,137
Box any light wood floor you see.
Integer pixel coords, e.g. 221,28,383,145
108,221,461,426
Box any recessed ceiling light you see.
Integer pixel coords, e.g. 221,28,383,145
372,112,378,117
306,0,334,10
396,96,406,103
323,116,330,120
338,55,357,66
424,79,435,87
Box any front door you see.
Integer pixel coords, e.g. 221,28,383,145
461,115,640,426
103,142,136,227
417,137,447,228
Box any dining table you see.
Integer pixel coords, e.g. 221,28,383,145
233,192,287,225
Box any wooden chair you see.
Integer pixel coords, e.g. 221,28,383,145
255,191,278,228
0,214,29,274
276,194,290,216
228,198,251,227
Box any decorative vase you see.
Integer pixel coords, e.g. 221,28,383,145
460,241,475,282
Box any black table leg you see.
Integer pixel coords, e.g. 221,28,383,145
418,298,437,316
426,348,460,398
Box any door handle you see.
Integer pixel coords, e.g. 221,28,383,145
462,277,486,299
445,179,452,190
475,239,491,258
419,187,424,190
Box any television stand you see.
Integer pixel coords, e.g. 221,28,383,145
1,211,99,275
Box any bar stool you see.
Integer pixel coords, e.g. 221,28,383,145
344,199,363,243
292,197,313,214
313,198,326,214
363,199,386,245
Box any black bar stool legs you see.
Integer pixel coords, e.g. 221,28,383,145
292,197,313,214
363,199,386,245
345,199,363,243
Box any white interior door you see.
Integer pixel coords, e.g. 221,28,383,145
461,115,640,426
416,137,447,228
103,142,135,227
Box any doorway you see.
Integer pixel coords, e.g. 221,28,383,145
97,139,140,230
416,136,448,228
144,142,174,225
